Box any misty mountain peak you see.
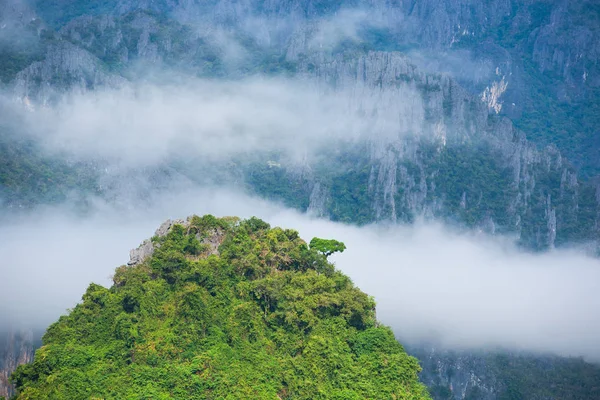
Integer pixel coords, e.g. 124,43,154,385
10,214,431,399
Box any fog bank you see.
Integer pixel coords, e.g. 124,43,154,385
1,188,599,361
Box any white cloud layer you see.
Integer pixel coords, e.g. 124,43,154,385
1,188,599,361
8,69,429,169
21,78,363,166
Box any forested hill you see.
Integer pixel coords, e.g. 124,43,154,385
8,215,430,400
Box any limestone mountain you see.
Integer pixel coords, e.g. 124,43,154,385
9,215,431,400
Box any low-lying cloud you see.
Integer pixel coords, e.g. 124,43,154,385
1,188,599,362
17,79,349,165
12,75,427,167
306,8,387,51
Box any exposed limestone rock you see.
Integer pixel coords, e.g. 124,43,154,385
307,182,328,217
481,76,508,114
410,345,501,400
127,218,184,266
0,330,37,398
127,238,154,266
11,41,126,105
200,227,225,256
0,0,36,28
154,218,185,238
288,49,587,248
127,217,227,265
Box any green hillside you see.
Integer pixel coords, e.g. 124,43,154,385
10,215,430,400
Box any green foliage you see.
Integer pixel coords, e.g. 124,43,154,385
244,160,312,211
491,353,600,400
11,215,430,400
412,346,600,400
453,0,600,177
309,238,347,257
426,143,517,229
241,140,599,250
0,127,99,208
328,162,376,224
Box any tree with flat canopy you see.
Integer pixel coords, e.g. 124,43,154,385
309,237,346,257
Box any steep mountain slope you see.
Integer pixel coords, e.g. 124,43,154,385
411,346,600,400
27,1,600,174
3,8,598,251
0,119,100,208
9,215,431,399
398,0,600,176
267,49,599,250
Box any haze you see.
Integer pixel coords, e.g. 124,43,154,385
1,188,599,362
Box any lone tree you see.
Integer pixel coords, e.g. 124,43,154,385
309,237,347,257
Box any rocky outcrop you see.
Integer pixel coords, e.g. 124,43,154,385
30,0,600,97
127,218,185,266
409,345,600,400
127,217,226,266
528,1,600,98
7,10,590,249
376,0,599,171
128,238,154,266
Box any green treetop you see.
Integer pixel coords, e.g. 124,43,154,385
309,237,347,257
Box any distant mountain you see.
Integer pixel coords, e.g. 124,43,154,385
24,0,600,174
1,0,598,251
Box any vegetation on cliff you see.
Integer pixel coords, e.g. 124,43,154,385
10,215,430,399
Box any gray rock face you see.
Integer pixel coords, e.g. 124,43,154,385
154,218,185,238
13,5,584,249
127,217,226,266
109,0,599,96
286,49,595,250
56,11,232,80
413,346,500,400
200,227,225,255
0,330,37,398
528,1,600,98
30,0,600,102
127,238,154,266
374,0,599,99
11,41,126,105
0,0,36,27
375,0,599,171
127,218,185,266
307,181,328,217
